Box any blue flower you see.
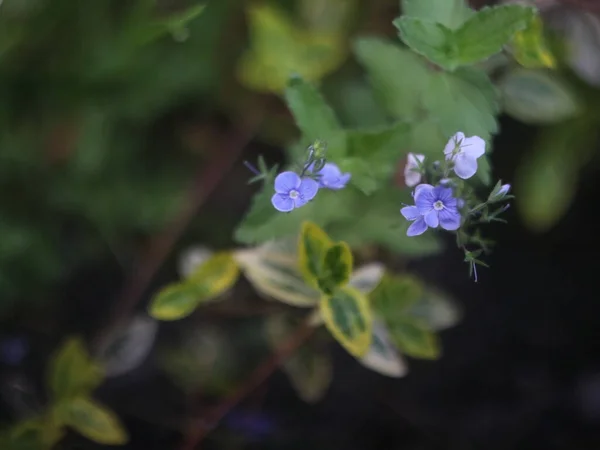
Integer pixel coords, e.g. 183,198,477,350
271,171,319,212
401,184,462,236
309,162,351,190
443,132,485,180
498,184,511,196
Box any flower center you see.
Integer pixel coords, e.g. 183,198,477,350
289,189,299,199
433,200,444,211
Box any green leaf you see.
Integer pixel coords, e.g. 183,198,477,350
320,286,373,357
264,314,332,403
401,0,473,30
370,274,424,317
133,3,208,46
49,338,104,401
510,15,557,69
353,37,431,119
58,397,128,445
236,3,347,93
499,69,580,124
341,122,412,194
149,252,239,320
347,263,385,294
387,316,441,359
453,5,536,66
319,242,353,294
234,240,321,307
284,77,343,142
358,318,407,377
394,17,458,70
298,221,333,289
406,288,461,331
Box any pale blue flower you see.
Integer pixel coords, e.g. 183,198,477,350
401,184,462,236
271,171,319,212
309,162,351,190
443,132,486,179
498,184,511,196
404,153,425,187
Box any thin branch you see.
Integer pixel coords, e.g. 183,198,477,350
92,110,264,353
180,316,316,450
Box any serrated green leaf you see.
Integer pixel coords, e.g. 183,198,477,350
234,240,321,307
401,0,474,30
358,318,407,377
394,17,458,70
298,221,333,289
319,242,353,294
499,69,580,124
284,77,343,141
387,316,440,359
453,5,535,66
353,37,430,119
58,397,128,445
320,286,372,357
370,274,424,317
49,338,104,401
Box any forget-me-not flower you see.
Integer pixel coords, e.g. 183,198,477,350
443,132,486,179
401,184,462,236
309,162,351,190
271,171,319,212
404,152,425,187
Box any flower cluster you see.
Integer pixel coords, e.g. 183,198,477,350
267,141,351,212
400,131,512,281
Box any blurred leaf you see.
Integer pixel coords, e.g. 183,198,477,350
133,4,208,47
406,288,461,331
4,416,64,450
395,5,534,70
186,252,240,298
358,318,407,378
98,315,158,378
178,246,214,278
265,314,332,403
284,76,343,141
370,274,424,317
515,119,598,232
353,37,430,119
510,15,556,69
298,221,334,289
49,338,104,401
499,69,580,124
148,283,202,321
341,122,411,194
234,240,321,307
299,0,358,33
402,0,473,29
320,286,372,357
347,263,385,294
58,397,128,445
387,316,441,360
236,3,347,93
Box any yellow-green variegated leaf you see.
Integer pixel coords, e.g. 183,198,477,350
320,286,372,357
387,316,441,360
234,240,321,307
358,318,407,378
264,314,332,403
406,288,461,331
148,283,203,321
58,397,128,445
236,3,347,93
48,337,104,401
319,241,353,294
298,221,333,289
510,15,556,69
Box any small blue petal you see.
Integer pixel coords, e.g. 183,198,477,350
401,206,421,221
424,210,439,228
415,184,435,213
274,171,301,194
439,208,461,230
407,216,428,236
271,193,294,212
294,178,319,208
453,154,478,179
317,163,350,190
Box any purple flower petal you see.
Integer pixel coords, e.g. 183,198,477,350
439,208,461,230
424,209,439,228
401,206,421,220
318,163,350,190
274,171,301,194
407,216,428,236
414,184,435,213
453,153,478,179
461,136,485,159
294,177,319,207
271,193,294,212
